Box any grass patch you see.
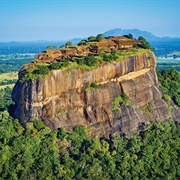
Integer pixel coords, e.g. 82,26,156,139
112,96,123,112
163,94,171,104
0,72,18,82
0,72,18,89
143,103,153,116
115,49,150,62
112,94,131,113
20,64,50,81
85,83,99,92
168,105,173,113
58,109,68,115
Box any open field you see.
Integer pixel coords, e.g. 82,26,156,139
0,72,18,89
0,72,18,81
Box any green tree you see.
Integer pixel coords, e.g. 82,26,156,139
88,36,97,41
138,36,152,49
46,46,57,50
84,56,99,66
65,41,72,48
96,34,104,41
34,65,50,75
124,34,134,39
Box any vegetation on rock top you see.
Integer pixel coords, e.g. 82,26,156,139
20,35,152,81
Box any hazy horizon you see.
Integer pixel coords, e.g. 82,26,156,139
1,0,180,42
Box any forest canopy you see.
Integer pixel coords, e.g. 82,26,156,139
0,110,179,180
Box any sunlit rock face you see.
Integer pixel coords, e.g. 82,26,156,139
12,52,179,137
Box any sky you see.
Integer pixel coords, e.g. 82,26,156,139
0,0,180,41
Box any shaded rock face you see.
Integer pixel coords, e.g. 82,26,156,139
12,52,179,137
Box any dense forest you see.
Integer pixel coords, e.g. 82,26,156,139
0,69,180,179
157,69,180,106
0,87,14,111
0,59,31,74
0,111,179,180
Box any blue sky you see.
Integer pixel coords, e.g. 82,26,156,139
1,0,180,41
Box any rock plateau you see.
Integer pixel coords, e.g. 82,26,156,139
12,36,180,137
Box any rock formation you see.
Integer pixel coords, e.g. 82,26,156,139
12,37,180,137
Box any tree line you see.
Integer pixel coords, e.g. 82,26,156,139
0,111,179,180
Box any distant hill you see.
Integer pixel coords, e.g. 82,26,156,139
70,28,159,44
70,28,180,44
104,28,159,41
103,28,180,42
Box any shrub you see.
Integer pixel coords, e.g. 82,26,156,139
85,83,99,92
112,94,131,112
84,56,99,66
57,128,67,140
51,62,69,69
112,95,123,112
158,69,180,107
103,53,112,62
91,83,98,89
88,36,96,41
96,34,104,41
73,125,86,135
163,94,171,104
20,65,50,81
76,58,85,65
34,66,50,75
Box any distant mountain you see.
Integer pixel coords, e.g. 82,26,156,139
70,28,180,43
103,28,180,42
70,38,85,45
70,28,159,44
103,28,159,41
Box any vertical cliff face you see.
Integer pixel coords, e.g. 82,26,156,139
12,51,179,137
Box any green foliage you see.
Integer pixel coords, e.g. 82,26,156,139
96,34,104,41
46,46,57,50
0,86,14,111
0,79,17,86
121,94,131,106
0,111,179,179
112,94,131,112
34,65,50,75
57,128,67,140
75,56,100,68
112,95,123,112
65,41,72,48
143,103,153,116
163,94,171,104
84,56,99,67
20,65,50,81
0,59,31,74
85,83,99,92
138,36,153,50
58,109,68,115
76,58,85,65
124,34,134,39
103,51,118,62
147,56,151,61
51,61,69,70
157,69,180,106
88,36,97,41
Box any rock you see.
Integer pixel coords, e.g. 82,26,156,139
12,51,180,137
